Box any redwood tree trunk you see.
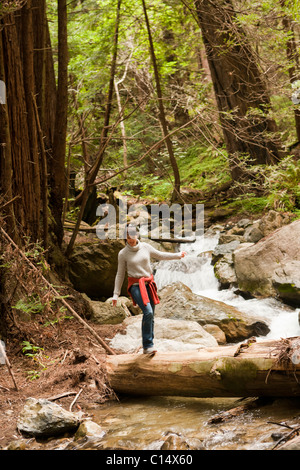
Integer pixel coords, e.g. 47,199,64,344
1,13,39,238
0,3,57,247
194,0,282,180
21,0,41,241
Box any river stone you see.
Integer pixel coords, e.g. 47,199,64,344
202,324,227,345
17,398,80,437
212,240,241,264
155,282,270,342
213,253,237,288
109,315,218,353
74,420,105,440
233,219,300,305
243,223,264,243
88,300,128,325
160,433,191,450
272,261,300,307
258,210,290,237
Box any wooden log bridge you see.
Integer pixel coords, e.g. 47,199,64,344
106,337,300,398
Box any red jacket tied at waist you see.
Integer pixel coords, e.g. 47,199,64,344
127,274,160,306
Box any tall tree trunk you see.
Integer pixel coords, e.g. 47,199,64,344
142,0,181,201
0,3,57,248
51,0,68,246
1,13,39,239
0,33,18,241
194,0,283,181
21,0,41,241
32,0,56,151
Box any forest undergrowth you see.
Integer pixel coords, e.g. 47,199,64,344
0,224,124,448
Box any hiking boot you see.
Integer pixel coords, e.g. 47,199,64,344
143,347,157,355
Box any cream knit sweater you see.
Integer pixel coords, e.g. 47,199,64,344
112,240,182,300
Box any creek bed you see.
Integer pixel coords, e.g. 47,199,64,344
84,395,300,450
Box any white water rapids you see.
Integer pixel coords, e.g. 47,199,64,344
154,231,300,341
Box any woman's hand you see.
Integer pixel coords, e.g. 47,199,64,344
180,251,187,258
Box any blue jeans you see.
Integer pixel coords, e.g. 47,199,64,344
129,284,155,349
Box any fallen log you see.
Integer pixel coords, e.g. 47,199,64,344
106,337,300,398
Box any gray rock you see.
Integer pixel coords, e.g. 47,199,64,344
212,240,241,264
273,261,300,307
214,253,237,288
67,239,126,299
258,210,290,237
237,219,252,228
109,314,218,353
74,420,105,440
155,282,269,342
234,219,300,304
89,301,128,325
243,223,264,243
17,398,80,437
202,324,227,345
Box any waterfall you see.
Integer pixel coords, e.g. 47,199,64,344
154,233,300,340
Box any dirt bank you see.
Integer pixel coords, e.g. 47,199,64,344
0,316,124,449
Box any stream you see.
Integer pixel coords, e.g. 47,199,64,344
82,230,300,451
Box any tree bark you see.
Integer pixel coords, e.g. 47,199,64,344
32,0,56,151
1,13,39,238
194,0,283,180
21,0,41,241
106,338,300,398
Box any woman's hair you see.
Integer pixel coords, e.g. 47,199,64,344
124,223,139,239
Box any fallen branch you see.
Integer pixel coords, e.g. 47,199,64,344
0,227,116,355
69,388,83,412
207,397,272,424
47,391,77,402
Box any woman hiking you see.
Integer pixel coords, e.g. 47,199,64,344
112,224,186,354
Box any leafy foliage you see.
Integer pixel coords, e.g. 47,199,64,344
46,0,300,212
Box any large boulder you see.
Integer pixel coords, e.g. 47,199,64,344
233,219,300,306
109,315,218,353
67,239,126,299
17,398,80,438
155,282,269,342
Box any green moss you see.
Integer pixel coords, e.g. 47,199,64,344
168,363,183,373
216,358,258,392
